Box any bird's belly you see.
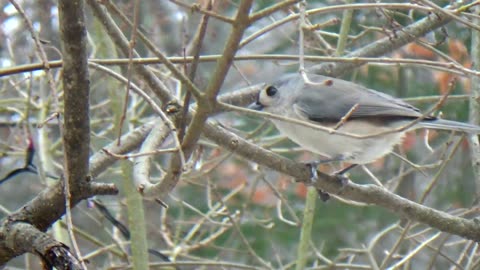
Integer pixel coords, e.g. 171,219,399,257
272,120,405,164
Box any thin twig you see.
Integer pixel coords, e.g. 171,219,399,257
117,0,141,146
4,54,480,77
169,0,234,24
102,147,178,159
332,103,360,131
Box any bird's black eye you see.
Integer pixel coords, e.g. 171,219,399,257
266,86,277,97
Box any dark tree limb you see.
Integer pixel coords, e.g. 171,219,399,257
0,0,100,266
0,180,118,264
0,115,148,264
3,222,82,270
59,0,90,191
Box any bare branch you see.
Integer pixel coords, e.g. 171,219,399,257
3,222,82,270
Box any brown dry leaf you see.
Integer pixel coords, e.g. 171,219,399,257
401,132,417,152
461,60,472,93
434,72,453,95
448,39,468,62
295,183,307,198
251,186,275,206
405,43,436,59
433,40,470,93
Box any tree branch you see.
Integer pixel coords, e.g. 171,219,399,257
0,122,152,263
2,222,82,270
311,6,453,75
59,0,90,190
201,122,480,241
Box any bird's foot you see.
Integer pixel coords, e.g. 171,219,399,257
303,162,355,201
330,167,354,195
332,172,349,187
316,189,331,202
304,161,331,202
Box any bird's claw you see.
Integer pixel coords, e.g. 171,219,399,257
306,161,354,201
305,162,331,202
331,171,350,196
308,162,319,183
317,189,331,202
333,172,349,187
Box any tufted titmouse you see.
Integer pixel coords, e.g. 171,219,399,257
250,73,480,169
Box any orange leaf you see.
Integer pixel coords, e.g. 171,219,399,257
405,43,436,59
402,132,417,152
295,184,307,198
448,39,468,62
434,72,453,95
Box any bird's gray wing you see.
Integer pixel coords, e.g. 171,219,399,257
294,78,426,122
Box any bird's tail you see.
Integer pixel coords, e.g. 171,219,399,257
420,119,480,134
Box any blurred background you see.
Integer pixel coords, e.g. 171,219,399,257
1,0,479,269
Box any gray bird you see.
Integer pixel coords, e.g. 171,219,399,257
250,73,480,170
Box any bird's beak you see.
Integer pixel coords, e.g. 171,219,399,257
248,101,264,111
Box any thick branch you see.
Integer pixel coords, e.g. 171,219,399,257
201,123,480,241
310,8,452,75
59,0,90,190
2,222,82,269
0,123,152,263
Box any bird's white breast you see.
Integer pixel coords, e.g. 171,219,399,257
271,118,406,164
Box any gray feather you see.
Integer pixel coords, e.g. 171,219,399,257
419,119,480,133
290,74,428,121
